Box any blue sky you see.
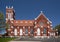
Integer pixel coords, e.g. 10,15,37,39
0,0,60,28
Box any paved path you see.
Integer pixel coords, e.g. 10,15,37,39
9,41,41,42
9,36,60,42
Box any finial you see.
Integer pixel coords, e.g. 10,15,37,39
41,11,43,13
11,6,13,8
6,6,8,8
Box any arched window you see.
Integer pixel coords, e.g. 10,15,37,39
20,29,23,35
25,28,28,34
30,29,33,34
14,29,17,36
37,28,40,35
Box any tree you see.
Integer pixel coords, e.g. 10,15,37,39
0,12,5,28
54,24,60,35
0,12,5,35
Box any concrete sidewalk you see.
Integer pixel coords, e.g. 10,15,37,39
9,41,41,42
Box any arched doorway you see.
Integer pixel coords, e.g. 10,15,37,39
14,29,17,36
37,28,40,35
20,29,23,35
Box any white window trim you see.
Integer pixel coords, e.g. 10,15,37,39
20,29,23,35
41,26,43,28
37,28,40,35
14,29,17,35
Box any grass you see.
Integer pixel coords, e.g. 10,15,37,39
0,37,15,42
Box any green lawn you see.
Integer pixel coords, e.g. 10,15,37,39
0,37,15,42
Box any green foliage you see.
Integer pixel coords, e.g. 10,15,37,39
0,12,5,28
0,12,4,19
54,24,60,30
54,24,60,35
0,37,15,42
5,23,9,29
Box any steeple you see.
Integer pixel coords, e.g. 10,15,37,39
6,6,15,21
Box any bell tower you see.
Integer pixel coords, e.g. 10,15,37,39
6,6,15,23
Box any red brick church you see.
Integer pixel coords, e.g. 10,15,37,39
6,6,56,38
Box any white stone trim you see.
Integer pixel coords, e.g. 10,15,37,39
8,29,11,31
25,21,27,23
48,31,50,33
10,18,13,20
11,26,13,28
47,26,50,28
35,22,37,24
29,21,32,23
11,21,13,23
50,25,52,26
20,29,23,35
41,26,43,28
47,18,52,23
47,21,49,24
14,29,17,35
37,28,40,35
20,21,23,23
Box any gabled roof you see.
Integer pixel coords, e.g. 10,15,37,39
35,11,52,23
